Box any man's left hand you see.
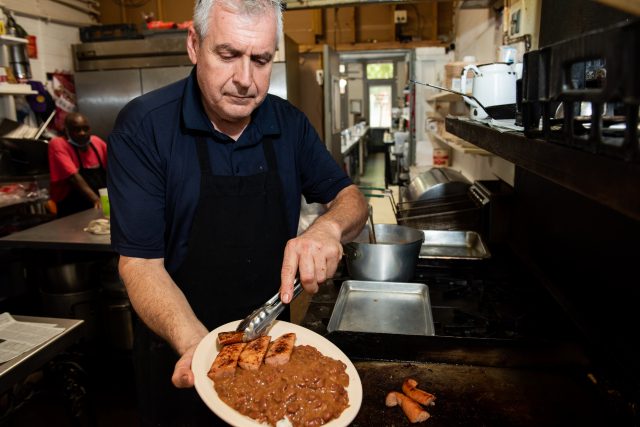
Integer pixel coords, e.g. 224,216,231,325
172,343,198,388
280,221,343,302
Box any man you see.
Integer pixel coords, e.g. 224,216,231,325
107,0,368,425
48,112,107,217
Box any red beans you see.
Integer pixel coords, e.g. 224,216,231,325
215,345,349,426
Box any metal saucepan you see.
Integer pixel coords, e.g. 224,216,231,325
344,224,425,282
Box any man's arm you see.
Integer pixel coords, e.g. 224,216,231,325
280,184,367,301
68,173,101,209
118,256,209,387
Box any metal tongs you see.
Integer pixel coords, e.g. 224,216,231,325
236,278,303,341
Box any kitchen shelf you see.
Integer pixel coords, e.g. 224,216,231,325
0,35,28,46
427,92,463,102
429,130,491,156
445,116,640,221
0,84,37,95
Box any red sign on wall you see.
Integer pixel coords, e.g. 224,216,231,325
26,35,37,59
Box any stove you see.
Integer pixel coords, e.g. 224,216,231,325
303,249,579,343
299,250,637,426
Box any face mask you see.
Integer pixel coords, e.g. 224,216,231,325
66,132,90,148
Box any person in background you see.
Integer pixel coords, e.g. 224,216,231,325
107,0,368,425
48,112,107,218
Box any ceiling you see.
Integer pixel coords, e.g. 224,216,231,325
284,0,453,10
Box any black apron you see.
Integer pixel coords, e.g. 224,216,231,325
56,142,107,217
133,135,290,427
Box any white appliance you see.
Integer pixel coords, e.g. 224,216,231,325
460,62,517,120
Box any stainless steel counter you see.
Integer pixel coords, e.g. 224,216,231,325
0,315,84,394
0,209,111,251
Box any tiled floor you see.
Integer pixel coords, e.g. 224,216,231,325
359,152,386,188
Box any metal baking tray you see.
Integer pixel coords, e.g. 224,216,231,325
327,280,435,336
419,230,491,260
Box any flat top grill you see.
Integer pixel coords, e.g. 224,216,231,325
352,360,627,427
300,250,637,426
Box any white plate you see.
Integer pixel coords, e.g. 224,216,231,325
193,320,363,427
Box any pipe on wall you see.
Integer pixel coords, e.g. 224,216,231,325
157,0,163,20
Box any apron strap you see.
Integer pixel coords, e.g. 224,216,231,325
195,136,212,175
71,141,104,170
262,137,277,170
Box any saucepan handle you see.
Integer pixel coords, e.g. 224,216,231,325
343,243,360,260
460,64,481,100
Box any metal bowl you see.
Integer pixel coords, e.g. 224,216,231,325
43,261,95,293
404,167,471,202
344,224,424,282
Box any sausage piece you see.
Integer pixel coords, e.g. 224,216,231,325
217,331,245,346
208,342,246,379
402,378,436,406
238,336,271,371
385,391,430,423
264,333,296,366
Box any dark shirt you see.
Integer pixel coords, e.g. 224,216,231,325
108,67,351,273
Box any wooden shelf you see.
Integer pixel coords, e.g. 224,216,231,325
0,84,37,95
428,130,491,156
0,35,28,46
427,92,463,102
445,116,640,221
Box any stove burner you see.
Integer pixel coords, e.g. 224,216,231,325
414,256,573,340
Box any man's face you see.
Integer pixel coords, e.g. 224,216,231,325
187,4,277,125
67,116,91,145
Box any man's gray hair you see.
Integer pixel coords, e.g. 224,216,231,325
193,0,283,43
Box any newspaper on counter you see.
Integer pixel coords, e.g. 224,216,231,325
0,313,65,364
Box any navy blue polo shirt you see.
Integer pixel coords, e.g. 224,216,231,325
108,67,351,273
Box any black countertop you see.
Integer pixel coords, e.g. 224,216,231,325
0,209,111,251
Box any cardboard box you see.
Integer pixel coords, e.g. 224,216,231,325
445,61,467,90
284,9,322,45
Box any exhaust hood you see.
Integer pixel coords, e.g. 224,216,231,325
72,35,191,71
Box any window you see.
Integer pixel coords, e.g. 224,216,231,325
369,85,392,128
366,63,394,80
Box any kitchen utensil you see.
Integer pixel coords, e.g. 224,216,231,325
419,230,491,260
404,167,471,202
327,280,434,336
344,224,424,282
367,204,377,244
460,62,517,120
235,279,303,341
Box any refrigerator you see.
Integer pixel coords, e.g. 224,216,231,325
72,34,299,140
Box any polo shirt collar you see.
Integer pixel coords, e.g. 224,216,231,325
181,67,281,139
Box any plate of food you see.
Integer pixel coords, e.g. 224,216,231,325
193,320,363,427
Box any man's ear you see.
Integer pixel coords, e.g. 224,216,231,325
186,26,199,65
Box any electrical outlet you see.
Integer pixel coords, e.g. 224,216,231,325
394,10,407,24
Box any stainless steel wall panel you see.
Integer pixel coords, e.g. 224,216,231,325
75,69,142,140
141,66,193,94
268,62,287,100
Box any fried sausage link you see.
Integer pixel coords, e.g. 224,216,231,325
402,378,436,406
385,391,430,423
